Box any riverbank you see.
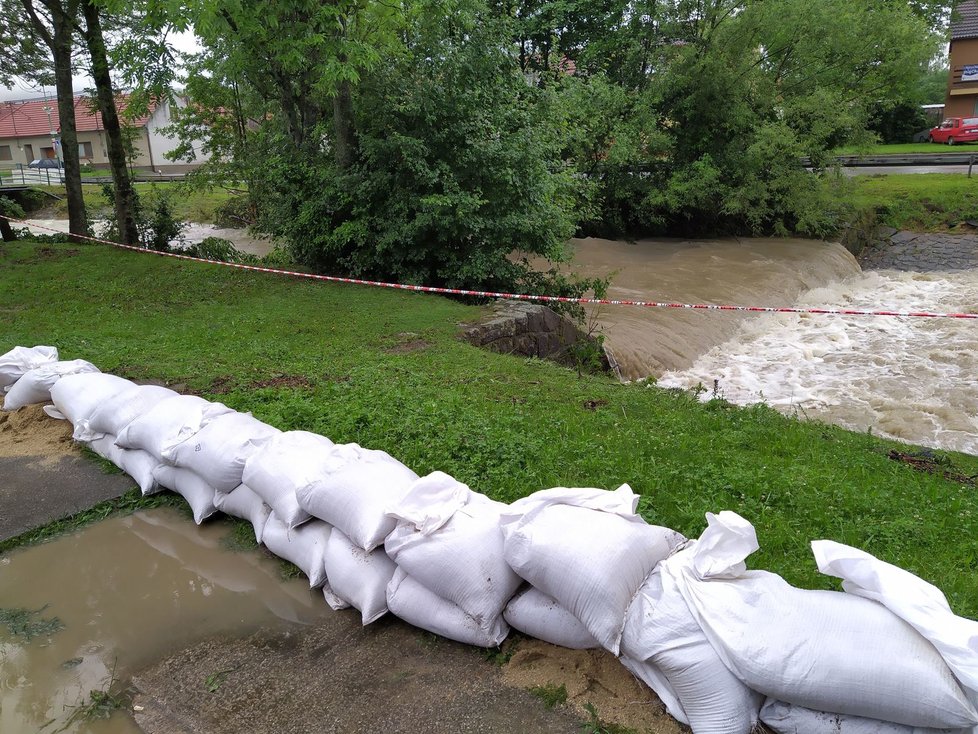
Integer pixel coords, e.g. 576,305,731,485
2,238,976,614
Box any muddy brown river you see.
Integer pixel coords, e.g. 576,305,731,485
0,509,329,733
560,237,978,456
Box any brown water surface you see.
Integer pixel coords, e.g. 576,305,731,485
556,236,862,379
0,509,329,734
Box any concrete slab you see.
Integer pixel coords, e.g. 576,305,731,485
0,405,134,542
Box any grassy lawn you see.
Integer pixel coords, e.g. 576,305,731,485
833,142,978,155
33,183,235,223
2,238,977,617
847,174,978,231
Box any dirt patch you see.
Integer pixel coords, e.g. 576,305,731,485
250,374,313,390
501,639,684,734
132,613,587,734
385,338,433,354
888,449,976,486
583,399,609,411
0,404,77,461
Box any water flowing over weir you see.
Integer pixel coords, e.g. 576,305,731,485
561,237,978,455
564,236,864,378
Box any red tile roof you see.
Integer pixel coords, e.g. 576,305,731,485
0,95,156,139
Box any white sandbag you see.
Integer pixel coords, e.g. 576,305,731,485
621,568,762,733
164,411,280,493
86,434,161,496
0,345,58,389
49,373,135,439
813,539,978,695
666,512,977,729
3,359,100,411
503,586,599,650
386,473,521,629
116,395,234,461
261,513,332,588
84,384,178,438
386,568,509,647
499,485,685,654
152,465,219,524
295,443,418,551
241,431,336,529
322,528,396,624
759,699,969,734
213,484,271,544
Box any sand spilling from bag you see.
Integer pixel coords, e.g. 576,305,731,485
0,403,77,460
502,639,683,734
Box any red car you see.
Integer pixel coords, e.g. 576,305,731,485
929,117,978,145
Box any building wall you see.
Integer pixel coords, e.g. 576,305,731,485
946,38,978,118
144,98,211,172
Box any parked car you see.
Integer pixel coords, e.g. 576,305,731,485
27,158,64,169
928,117,978,145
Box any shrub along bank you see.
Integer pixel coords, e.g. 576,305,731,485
1,238,977,618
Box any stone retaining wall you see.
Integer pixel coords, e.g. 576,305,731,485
462,301,620,377
857,228,978,272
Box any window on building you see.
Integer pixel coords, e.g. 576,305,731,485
41,147,54,159
0,145,11,161
78,141,94,159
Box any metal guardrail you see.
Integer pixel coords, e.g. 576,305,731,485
803,153,978,168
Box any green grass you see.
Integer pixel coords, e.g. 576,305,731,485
530,683,568,709
2,240,978,617
34,183,235,223
0,605,65,641
847,174,978,231
833,142,978,155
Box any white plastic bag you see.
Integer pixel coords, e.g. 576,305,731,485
295,443,418,551
665,512,977,729
322,528,396,625
241,431,336,529
386,475,521,630
116,395,234,461
386,568,509,648
621,567,762,733
503,586,599,650
213,484,272,544
759,699,969,734
0,345,58,389
3,359,100,411
49,373,135,439
164,411,280,493
152,465,219,524
500,485,685,654
87,434,161,496
84,384,179,439
813,539,978,695
260,513,332,588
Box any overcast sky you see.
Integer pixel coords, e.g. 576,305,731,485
0,29,202,103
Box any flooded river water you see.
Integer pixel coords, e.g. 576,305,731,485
0,509,329,733
564,237,978,455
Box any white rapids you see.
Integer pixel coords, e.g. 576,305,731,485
656,269,978,455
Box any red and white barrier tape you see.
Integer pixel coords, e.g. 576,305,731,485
6,216,978,320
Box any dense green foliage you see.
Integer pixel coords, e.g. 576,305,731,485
3,239,977,618
163,0,946,285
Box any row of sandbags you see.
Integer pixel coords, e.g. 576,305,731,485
3,345,978,734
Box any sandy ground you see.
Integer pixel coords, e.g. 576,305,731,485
1,402,683,734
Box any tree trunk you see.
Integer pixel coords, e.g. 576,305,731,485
81,0,139,245
43,0,88,240
0,216,16,242
332,78,357,170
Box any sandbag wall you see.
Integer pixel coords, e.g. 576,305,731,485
4,344,978,734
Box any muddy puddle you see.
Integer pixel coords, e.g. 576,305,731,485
0,508,329,734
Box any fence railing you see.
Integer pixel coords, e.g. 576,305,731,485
0,163,66,186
